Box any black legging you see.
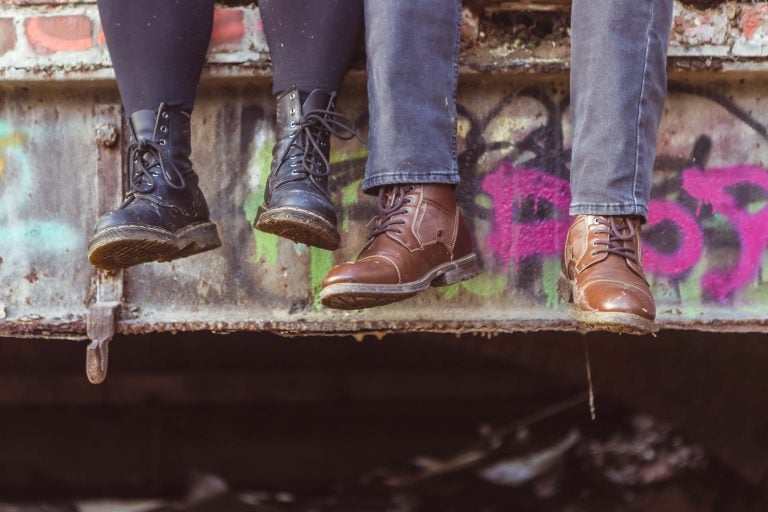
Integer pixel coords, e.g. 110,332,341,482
98,0,362,115
97,0,215,115
260,0,363,95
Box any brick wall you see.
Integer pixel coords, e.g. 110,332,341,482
0,0,268,80
1,0,768,81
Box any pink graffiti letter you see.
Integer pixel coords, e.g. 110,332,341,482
482,163,571,266
644,199,704,278
683,165,768,302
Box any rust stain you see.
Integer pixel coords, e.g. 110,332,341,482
24,269,38,284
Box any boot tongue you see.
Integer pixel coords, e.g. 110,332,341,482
129,109,158,141
301,90,333,113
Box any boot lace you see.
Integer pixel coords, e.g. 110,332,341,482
592,216,639,264
122,103,186,206
368,185,414,241
278,94,363,196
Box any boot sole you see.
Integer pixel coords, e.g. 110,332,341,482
254,206,340,251
557,273,658,335
320,253,481,310
88,222,222,271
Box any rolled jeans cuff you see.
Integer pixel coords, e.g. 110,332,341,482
569,202,648,221
362,170,459,194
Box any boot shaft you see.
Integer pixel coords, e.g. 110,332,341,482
129,106,194,178
272,88,335,173
363,184,472,261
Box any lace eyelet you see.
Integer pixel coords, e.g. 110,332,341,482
159,140,166,145
160,126,168,133
290,108,296,116
162,112,169,119
289,93,296,100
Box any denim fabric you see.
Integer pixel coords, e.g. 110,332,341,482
361,0,462,192
569,0,673,220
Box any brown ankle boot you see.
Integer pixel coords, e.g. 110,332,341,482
320,184,480,309
558,215,657,334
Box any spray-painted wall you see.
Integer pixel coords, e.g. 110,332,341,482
2,0,768,339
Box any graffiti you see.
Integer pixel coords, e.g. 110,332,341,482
482,164,570,267
0,121,80,262
455,83,768,306
643,199,703,278
240,81,768,310
682,165,768,302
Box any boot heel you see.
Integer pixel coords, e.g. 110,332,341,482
166,222,222,261
557,273,573,303
433,254,481,287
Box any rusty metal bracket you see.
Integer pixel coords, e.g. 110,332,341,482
86,272,122,384
85,105,124,384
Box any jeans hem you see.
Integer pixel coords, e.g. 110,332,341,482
362,172,460,193
569,203,648,219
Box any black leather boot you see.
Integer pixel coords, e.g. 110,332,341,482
88,104,221,271
254,87,359,250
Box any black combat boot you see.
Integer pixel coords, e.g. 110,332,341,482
88,104,221,271
253,87,359,250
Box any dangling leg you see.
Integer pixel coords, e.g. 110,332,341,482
88,0,221,270
560,0,674,334
320,0,480,310
254,0,364,250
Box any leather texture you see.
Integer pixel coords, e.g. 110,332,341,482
323,184,475,287
260,87,338,226
92,106,212,235
562,215,656,321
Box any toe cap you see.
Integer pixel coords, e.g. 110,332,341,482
322,257,401,288
580,280,656,320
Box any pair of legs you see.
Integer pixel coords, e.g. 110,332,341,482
255,0,479,309
89,0,480,310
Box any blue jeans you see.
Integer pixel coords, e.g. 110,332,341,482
361,0,462,192
569,0,674,220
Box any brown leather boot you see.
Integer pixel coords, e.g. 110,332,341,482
558,215,657,334
320,184,480,309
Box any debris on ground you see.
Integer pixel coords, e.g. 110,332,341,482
1,397,763,512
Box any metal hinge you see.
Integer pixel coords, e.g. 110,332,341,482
85,105,124,384
86,271,122,384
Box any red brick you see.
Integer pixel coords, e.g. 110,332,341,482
741,4,768,40
210,8,245,49
24,15,92,54
0,18,15,56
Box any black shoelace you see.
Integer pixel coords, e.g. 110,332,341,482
122,104,186,206
369,185,414,240
592,216,639,264
278,96,363,195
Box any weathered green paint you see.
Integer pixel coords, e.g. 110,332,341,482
243,137,279,265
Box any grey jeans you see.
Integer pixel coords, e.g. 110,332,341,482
362,0,462,192
569,0,674,219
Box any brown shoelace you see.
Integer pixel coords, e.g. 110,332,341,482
369,185,414,240
592,216,639,264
